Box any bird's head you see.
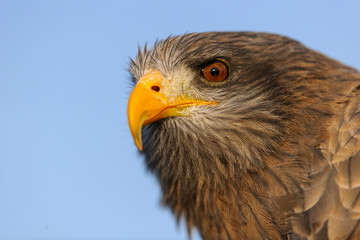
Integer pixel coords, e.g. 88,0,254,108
127,32,342,238
128,32,311,174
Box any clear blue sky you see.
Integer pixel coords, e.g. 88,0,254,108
1,1,359,239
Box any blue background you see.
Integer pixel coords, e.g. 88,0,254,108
1,1,359,239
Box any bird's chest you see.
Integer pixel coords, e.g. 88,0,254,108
160,170,295,240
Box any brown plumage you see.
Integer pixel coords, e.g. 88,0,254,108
127,32,360,239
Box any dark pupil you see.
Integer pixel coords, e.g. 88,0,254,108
210,67,219,76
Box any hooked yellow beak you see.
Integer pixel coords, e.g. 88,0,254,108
127,70,217,151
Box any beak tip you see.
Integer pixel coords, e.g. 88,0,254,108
135,139,144,151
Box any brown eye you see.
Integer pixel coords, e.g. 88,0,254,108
202,61,229,82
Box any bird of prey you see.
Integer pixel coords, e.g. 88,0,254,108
127,32,360,240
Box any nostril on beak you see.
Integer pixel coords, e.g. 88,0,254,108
151,85,160,92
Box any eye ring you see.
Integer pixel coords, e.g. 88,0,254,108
202,60,229,82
